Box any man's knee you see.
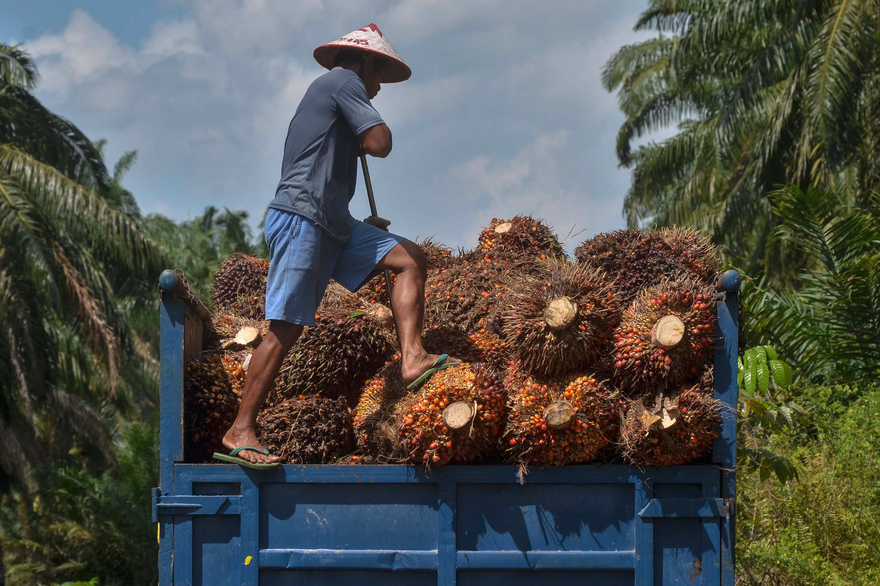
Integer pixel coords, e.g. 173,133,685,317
401,240,428,277
384,240,427,277
268,321,304,352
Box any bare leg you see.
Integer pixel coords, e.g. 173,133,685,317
222,320,303,464
376,240,459,385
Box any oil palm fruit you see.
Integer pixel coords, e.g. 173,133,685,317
502,262,619,377
424,251,539,332
611,277,717,392
275,312,395,405
397,363,506,468
353,361,408,458
574,229,717,305
423,325,509,371
477,215,566,262
184,353,240,461
619,376,720,466
257,395,355,464
212,253,270,320
504,368,622,467
418,236,455,271
659,227,720,281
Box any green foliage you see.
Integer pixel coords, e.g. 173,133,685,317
0,43,166,491
1,420,159,586
604,0,880,280
738,385,880,584
144,205,262,304
743,186,880,383
737,344,804,484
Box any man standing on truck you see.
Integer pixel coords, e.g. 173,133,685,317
216,24,457,468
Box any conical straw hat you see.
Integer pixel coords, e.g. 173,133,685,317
314,24,411,83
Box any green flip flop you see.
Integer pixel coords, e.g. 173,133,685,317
213,446,281,470
406,354,456,390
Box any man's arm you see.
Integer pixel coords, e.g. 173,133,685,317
360,124,392,158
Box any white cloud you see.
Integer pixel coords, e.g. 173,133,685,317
28,10,137,97
143,19,205,57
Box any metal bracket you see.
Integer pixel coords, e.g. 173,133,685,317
638,498,730,519
151,488,242,522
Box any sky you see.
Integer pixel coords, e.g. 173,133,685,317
1,0,652,254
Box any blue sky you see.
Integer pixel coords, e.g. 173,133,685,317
2,0,651,253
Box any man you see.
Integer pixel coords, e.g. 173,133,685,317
217,25,455,468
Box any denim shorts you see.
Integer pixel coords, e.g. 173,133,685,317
264,209,404,326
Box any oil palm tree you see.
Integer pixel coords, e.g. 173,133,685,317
0,43,164,491
604,0,880,276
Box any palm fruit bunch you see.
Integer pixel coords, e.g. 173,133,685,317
221,351,250,397
257,395,355,464
353,362,408,459
418,236,455,271
659,227,719,281
211,253,270,320
318,280,365,314
502,262,619,377
397,364,506,468
422,325,509,371
424,253,537,332
183,353,241,461
274,311,395,405
477,215,566,262
611,277,717,392
574,229,716,306
504,369,622,467
619,376,720,466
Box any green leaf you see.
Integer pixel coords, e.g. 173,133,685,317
756,359,770,393
349,310,366,317
744,348,756,372
769,359,793,387
753,346,767,365
763,345,778,360
737,356,744,386
743,361,757,394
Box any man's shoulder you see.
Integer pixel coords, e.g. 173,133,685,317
310,68,362,94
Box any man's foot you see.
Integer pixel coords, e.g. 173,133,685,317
402,353,462,389
221,427,281,465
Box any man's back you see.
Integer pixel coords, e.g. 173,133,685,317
270,68,384,240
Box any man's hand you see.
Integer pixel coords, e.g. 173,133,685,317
363,215,391,231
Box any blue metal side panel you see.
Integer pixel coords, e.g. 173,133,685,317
159,272,185,586
713,271,740,584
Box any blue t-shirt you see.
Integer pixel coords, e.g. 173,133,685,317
269,68,385,240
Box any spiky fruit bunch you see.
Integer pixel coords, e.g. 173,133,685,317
659,227,719,281
425,252,541,332
619,382,720,466
612,277,717,392
398,364,506,468
257,396,355,464
478,216,565,262
212,253,270,320
318,280,364,315
274,312,395,405
502,262,619,377
423,326,509,370
418,237,455,271
504,371,622,467
220,351,250,397
184,353,240,462
353,362,408,458
574,229,716,305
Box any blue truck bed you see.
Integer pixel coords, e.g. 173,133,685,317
153,270,740,585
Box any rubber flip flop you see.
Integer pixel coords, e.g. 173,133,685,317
406,354,456,390
212,446,281,470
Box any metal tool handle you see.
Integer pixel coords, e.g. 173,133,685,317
359,152,400,342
